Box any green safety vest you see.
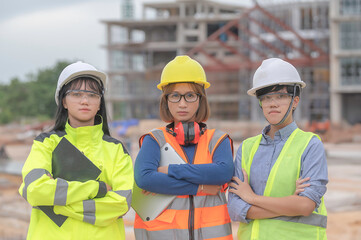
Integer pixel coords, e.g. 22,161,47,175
239,128,327,240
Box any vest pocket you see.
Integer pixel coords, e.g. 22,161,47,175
142,209,177,228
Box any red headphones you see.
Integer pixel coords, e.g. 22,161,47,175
166,122,206,146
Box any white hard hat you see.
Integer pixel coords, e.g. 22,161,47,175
247,58,306,96
55,61,107,105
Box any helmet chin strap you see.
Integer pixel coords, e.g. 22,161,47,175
270,84,297,126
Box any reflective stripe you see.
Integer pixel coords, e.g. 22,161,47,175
135,223,232,240
83,199,96,225
135,228,185,240
23,168,50,201
200,223,232,239
194,192,227,208
208,129,226,154
167,197,189,210
168,193,227,210
272,213,327,228
54,178,68,206
151,129,166,147
114,189,132,211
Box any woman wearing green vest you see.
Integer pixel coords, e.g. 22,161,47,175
228,58,328,239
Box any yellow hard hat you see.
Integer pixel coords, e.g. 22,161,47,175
157,55,210,90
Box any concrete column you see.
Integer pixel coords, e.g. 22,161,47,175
330,0,342,124
330,92,342,124
179,3,185,18
199,22,206,42
105,24,113,121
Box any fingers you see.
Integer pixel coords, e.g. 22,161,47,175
228,182,238,189
231,176,242,185
142,189,150,195
294,189,305,195
298,183,311,188
296,177,310,185
105,183,112,191
228,188,236,194
294,188,306,195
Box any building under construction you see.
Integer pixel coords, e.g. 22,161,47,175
330,0,361,125
102,0,331,124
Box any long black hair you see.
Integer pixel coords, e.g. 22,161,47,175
52,77,111,136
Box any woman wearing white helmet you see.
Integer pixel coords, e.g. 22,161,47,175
228,58,328,239
19,61,134,239
133,55,234,239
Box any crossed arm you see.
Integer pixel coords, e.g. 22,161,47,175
229,169,315,219
20,139,133,226
135,135,234,196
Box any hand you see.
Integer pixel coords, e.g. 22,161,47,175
228,169,257,204
158,166,168,174
294,177,310,195
142,189,156,196
198,184,222,195
46,173,53,179
105,183,112,191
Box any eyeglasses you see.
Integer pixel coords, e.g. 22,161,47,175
65,90,102,104
258,92,292,106
167,92,200,103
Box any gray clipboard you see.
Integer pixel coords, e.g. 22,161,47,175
131,143,186,221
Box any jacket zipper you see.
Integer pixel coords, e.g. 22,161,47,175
188,195,195,240
180,145,197,240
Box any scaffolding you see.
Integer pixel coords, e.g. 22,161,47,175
102,0,330,123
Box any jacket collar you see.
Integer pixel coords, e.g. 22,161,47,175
65,120,103,145
262,121,298,142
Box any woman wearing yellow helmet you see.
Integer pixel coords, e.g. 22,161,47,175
133,55,234,239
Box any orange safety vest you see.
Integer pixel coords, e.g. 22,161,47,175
134,127,233,240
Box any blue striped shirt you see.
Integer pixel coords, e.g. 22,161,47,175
227,121,328,223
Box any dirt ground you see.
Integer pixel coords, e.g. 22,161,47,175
0,122,361,239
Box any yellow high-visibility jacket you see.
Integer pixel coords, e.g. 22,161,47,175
19,121,134,240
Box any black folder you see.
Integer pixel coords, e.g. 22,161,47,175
52,137,101,181
39,137,101,227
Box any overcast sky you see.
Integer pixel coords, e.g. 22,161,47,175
0,0,246,84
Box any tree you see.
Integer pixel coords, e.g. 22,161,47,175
0,61,71,124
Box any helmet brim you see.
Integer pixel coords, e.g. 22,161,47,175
157,80,210,90
55,70,107,105
247,81,306,96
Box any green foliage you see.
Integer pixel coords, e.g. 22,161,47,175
0,61,71,124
